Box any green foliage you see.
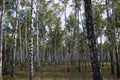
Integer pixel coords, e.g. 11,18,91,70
93,2,106,38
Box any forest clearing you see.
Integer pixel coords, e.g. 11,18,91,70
1,0,120,80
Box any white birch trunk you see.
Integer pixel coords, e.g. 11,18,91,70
29,0,34,80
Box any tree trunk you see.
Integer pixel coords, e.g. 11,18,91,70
74,0,81,72
36,1,40,71
11,0,18,77
0,0,5,79
29,0,34,80
100,35,104,67
19,20,23,70
0,19,2,80
66,48,69,72
84,0,103,80
105,0,115,74
112,0,120,77
25,16,28,68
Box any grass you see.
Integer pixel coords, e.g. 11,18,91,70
3,63,120,80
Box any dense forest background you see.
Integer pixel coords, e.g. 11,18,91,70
0,0,120,80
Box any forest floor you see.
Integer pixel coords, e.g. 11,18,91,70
3,63,119,80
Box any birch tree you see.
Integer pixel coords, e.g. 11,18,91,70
29,0,34,80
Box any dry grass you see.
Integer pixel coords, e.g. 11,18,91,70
3,64,120,80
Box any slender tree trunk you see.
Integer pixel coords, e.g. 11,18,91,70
117,29,120,77
0,16,2,80
36,1,40,71
105,0,115,74
66,48,69,72
19,20,23,70
74,0,81,72
11,0,18,77
112,0,120,77
29,0,34,80
42,36,45,64
3,30,6,74
84,0,103,80
115,43,120,77
0,0,5,79
110,47,114,74
84,51,87,70
100,35,104,67
25,16,28,68
77,6,81,72
64,2,69,72
36,24,39,71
